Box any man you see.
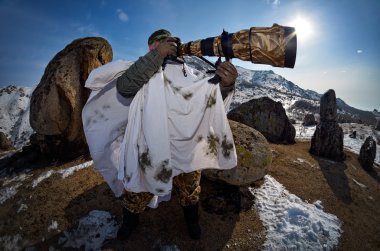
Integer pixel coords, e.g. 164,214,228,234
115,29,238,240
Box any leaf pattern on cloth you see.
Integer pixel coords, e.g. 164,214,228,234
138,146,152,173
207,133,220,157
221,135,234,159
154,159,172,183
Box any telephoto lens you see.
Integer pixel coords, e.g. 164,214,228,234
178,24,297,68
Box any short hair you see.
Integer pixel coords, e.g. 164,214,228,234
148,29,172,45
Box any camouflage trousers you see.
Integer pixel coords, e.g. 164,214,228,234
121,170,202,214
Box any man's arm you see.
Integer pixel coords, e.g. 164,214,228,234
117,39,178,98
116,50,164,98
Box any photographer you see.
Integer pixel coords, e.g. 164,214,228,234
115,29,238,241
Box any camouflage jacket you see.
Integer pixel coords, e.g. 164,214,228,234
116,50,235,99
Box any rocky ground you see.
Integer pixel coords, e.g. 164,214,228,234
0,141,379,251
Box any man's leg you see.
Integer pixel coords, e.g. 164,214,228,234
117,191,154,240
173,170,202,240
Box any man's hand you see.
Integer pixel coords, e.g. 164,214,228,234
156,38,177,58
216,61,238,87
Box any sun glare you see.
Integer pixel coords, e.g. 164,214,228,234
290,16,313,41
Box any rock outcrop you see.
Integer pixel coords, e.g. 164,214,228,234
303,114,316,126
228,97,295,144
375,119,380,131
310,89,345,161
202,120,271,186
0,132,15,151
29,37,113,159
358,136,376,171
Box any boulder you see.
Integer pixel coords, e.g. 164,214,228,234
29,37,112,159
320,89,337,122
302,114,316,126
358,136,377,171
202,120,271,186
375,119,380,131
310,89,345,161
228,97,295,144
0,132,15,151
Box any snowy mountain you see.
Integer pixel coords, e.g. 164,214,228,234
0,57,378,149
0,86,34,149
185,57,379,125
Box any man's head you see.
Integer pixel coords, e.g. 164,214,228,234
148,29,172,50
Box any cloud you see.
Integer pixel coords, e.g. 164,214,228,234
72,23,100,36
357,49,363,54
266,0,280,6
117,9,129,22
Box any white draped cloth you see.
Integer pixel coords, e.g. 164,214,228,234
82,60,237,205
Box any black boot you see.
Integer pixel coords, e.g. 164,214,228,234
117,208,140,240
182,203,201,240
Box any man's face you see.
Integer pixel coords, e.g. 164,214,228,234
148,37,176,51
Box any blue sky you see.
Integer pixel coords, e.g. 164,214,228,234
0,0,379,111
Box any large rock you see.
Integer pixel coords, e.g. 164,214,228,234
320,90,337,122
202,120,271,186
375,119,380,131
358,136,376,171
228,97,295,144
310,89,345,161
30,37,112,159
0,132,15,152
302,114,316,126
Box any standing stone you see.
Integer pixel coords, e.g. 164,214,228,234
202,120,271,186
310,89,345,161
302,114,316,126
375,119,380,131
358,136,377,171
30,37,113,159
228,97,295,144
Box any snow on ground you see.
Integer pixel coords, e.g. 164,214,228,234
250,175,342,251
47,221,59,232
0,86,35,149
352,178,367,189
0,183,22,204
58,210,118,251
57,160,94,178
0,172,32,205
0,161,93,205
294,124,316,140
294,123,379,165
293,158,315,168
0,234,22,251
31,160,94,188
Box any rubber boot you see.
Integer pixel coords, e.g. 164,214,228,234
182,203,201,240
117,208,140,240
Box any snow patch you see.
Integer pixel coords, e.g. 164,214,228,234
58,210,118,251
293,158,315,168
17,203,28,213
48,221,59,232
0,183,22,204
32,170,55,188
57,161,93,178
352,178,367,189
0,234,22,251
2,172,32,186
250,175,342,251
31,161,93,188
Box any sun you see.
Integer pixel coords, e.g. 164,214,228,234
290,16,313,41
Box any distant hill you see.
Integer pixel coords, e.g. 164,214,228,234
185,57,379,125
